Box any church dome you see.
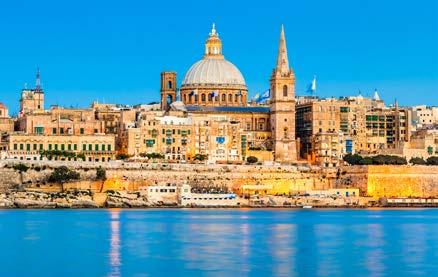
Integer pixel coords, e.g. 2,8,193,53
182,58,246,87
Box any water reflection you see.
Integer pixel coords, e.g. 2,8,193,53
401,224,427,275
5,210,436,276
270,224,295,276
109,209,121,277
364,224,385,277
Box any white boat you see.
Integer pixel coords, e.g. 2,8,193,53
302,205,313,209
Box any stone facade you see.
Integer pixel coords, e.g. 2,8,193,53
7,133,116,162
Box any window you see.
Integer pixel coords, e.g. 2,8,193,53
228,94,232,102
221,94,226,101
49,144,52,150
52,128,57,134
108,144,112,151
201,93,206,102
167,80,173,89
88,144,92,151
68,144,71,151
74,144,77,151
283,85,288,97
26,144,30,151
80,128,84,134
95,144,99,151
102,144,106,151
34,127,44,134
61,144,65,151
283,128,288,139
82,144,86,151
13,144,17,150
60,128,64,134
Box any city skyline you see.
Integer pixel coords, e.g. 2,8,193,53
1,0,437,114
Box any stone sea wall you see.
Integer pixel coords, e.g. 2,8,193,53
0,161,437,198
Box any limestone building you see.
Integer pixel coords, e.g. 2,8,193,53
7,133,115,162
19,69,45,116
0,102,14,134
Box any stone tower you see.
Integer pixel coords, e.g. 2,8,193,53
19,68,45,116
160,72,177,110
269,25,297,163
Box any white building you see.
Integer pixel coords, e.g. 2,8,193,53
179,184,239,207
145,184,178,204
412,105,438,129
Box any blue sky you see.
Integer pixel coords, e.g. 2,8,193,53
0,0,437,114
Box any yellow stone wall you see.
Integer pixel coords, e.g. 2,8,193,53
366,165,438,198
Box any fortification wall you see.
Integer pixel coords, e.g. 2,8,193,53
366,165,438,198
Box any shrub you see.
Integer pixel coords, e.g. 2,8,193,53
141,152,165,159
343,154,363,165
426,156,438,166
13,163,29,173
246,156,258,164
96,166,107,181
194,154,208,161
116,153,130,160
360,157,373,165
48,166,80,183
409,157,426,165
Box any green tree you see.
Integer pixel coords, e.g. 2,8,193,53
96,166,107,181
246,156,258,164
48,166,80,183
426,156,438,165
116,153,131,160
343,154,363,165
409,157,426,165
360,157,373,165
194,154,208,161
13,163,29,173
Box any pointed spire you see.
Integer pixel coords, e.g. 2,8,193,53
373,89,380,101
276,25,290,75
35,67,41,91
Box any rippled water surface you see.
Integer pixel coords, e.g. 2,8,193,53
1,209,438,276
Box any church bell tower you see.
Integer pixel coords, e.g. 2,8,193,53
269,25,297,163
160,72,177,110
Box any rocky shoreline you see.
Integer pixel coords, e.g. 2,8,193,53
1,190,436,209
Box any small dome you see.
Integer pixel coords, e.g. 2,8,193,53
182,58,246,87
170,101,187,112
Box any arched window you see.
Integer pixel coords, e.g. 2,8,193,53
208,93,213,102
228,94,232,102
201,93,206,102
167,81,173,89
283,85,288,97
221,94,226,102
283,127,288,139
235,94,238,102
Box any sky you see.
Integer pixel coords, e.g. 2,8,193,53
0,0,437,114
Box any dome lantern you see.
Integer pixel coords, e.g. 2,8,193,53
205,23,223,58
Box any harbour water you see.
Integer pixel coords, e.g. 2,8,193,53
1,209,438,276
